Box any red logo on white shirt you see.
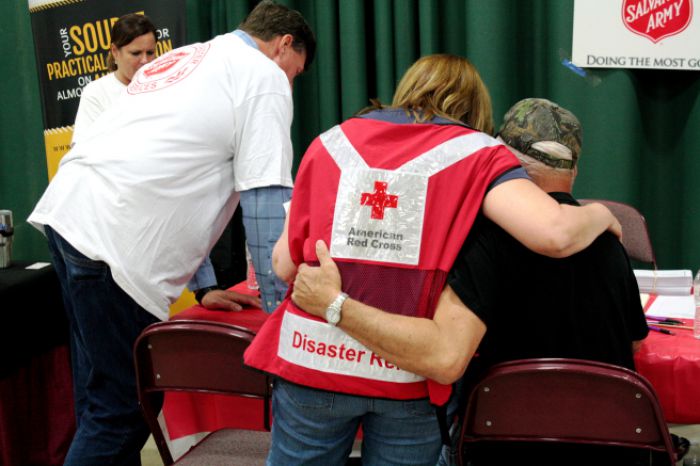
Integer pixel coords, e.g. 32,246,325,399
128,43,210,94
142,51,189,77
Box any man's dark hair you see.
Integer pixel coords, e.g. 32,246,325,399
239,0,316,71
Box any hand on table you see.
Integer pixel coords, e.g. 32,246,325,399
292,240,342,318
200,289,261,312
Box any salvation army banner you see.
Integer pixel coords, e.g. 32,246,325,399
28,0,186,179
572,0,700,70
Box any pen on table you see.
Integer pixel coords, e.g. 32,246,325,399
647,325,674,335
646,315,684,324
646,321,693,330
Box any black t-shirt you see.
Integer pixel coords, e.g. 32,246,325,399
447,192,649,372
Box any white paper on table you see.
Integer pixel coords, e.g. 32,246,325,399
634,269,693,295
25,262,51,270
644,294,696,319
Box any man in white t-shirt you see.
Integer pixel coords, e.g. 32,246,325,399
28,2,315,464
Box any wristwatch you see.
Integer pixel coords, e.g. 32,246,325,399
194,286,219,304
325,292,348,326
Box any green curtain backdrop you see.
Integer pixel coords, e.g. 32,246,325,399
2,0,699,271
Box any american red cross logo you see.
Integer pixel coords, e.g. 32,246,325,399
360,181,398,220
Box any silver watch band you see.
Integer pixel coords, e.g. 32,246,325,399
325,292,348,326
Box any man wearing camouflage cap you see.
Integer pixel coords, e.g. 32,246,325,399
436,98,650,464
498,97,582,169
446,97,647,369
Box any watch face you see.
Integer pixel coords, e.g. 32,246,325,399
326,307,341,324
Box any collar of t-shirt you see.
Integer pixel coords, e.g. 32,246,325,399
233,29,259,50
357,108,468,127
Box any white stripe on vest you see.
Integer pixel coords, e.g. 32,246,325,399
278,310,425,383
320,125,500,265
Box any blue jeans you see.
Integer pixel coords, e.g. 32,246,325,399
267,379,443,466
45,226,160,466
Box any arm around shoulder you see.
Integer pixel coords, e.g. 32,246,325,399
291,240,486,384
325,285,486,385
482,179,621,258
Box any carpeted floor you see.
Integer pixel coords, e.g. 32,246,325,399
141,425,700,466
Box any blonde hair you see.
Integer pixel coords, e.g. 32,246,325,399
392,54,494,134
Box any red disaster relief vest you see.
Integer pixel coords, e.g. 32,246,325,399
244,111,519,406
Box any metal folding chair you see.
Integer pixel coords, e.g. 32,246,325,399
458,358,683,465
134,320,272,465
579,199,657,268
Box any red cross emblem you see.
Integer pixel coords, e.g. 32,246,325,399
360,181,398,220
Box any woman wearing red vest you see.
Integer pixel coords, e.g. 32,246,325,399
244,54,620,466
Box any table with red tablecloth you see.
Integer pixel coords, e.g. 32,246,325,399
162,283,700,443
635,318,700,424
161,282,269,443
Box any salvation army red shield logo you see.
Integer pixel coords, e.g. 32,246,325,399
128,42,210,94
622,0,694,43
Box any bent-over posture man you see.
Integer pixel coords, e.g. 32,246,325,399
28,2,315,464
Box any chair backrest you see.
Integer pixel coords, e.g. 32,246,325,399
578,199,656,268
458,358,676,466
134,319,272,465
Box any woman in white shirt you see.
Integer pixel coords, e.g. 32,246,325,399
71,13,157,144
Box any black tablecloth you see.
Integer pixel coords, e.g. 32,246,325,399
0,261,69,377
0,261,75,466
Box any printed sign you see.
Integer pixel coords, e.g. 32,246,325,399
28,0,186,178
622,0,693,42
572,0,700,70
331,167,427,266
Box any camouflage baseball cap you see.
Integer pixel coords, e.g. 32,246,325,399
498,98,582,169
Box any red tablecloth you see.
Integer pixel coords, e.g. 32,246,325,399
635,318,700,424
162,283,700,438
162,282,270,440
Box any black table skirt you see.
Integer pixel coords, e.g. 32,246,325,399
0,261,69,377
0,261,75,466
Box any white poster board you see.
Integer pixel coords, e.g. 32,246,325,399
572,0,700,70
